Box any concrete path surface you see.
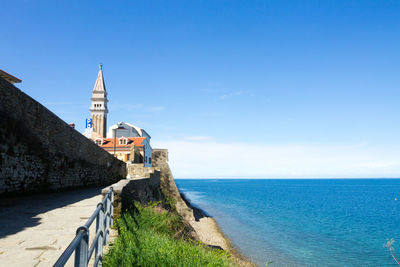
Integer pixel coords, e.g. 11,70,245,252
0,187,105,267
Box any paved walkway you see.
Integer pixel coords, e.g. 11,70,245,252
0,187,105,267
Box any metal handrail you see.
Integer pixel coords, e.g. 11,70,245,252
54,187,114,267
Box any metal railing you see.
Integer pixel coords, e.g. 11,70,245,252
54,187,114,267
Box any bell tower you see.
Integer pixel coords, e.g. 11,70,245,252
90,64,108,138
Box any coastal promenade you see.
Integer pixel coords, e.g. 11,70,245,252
0,187,108,267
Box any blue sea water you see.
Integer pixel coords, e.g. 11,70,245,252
175,179,400,267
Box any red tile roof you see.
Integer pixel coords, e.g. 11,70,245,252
93,137,145,148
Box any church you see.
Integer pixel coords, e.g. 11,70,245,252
84,65,153,167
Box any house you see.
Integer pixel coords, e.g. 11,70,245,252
92,136,152,166
104,122,153,167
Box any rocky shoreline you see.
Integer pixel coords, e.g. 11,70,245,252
178,191,256,267
152,149,255,266
179,192,230,250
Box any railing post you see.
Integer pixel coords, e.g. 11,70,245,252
105,194,110,244
95,203,104,266
110,187,114,228
74,226,89,267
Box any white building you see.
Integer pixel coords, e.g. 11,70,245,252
107,122,153,167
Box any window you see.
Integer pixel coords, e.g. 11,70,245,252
145,156,147,163
119,138,127,145
149,158,152,164
95,139,102,145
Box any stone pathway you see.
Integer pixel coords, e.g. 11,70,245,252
0,187,106,267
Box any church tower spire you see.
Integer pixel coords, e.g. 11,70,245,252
90,64,108,138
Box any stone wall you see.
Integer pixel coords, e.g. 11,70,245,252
152,149,169,165
0,77,126,196
126,163,155,178
102,171,163,217
152,148,195,221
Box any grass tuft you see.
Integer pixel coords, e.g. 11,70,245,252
103,202,236,267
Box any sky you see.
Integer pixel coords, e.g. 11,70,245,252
2,0,400,178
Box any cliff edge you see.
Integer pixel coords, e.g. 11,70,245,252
152,149,195,221
152,149,254,267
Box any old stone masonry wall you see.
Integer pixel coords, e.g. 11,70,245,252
0,77,126,196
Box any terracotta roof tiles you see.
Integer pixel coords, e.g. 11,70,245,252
93,137,145,148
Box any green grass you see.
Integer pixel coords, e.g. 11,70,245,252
103,202,236,267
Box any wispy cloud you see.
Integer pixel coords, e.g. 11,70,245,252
219,90,254,100
152,140,400,179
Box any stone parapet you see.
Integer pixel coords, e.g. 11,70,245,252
126,163,155,178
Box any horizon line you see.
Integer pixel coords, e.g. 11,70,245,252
174,177,400,179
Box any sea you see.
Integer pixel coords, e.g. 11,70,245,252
175,179,400,267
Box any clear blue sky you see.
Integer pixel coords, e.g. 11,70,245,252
2,1,400,178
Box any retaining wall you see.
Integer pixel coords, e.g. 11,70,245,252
102,171,163,217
